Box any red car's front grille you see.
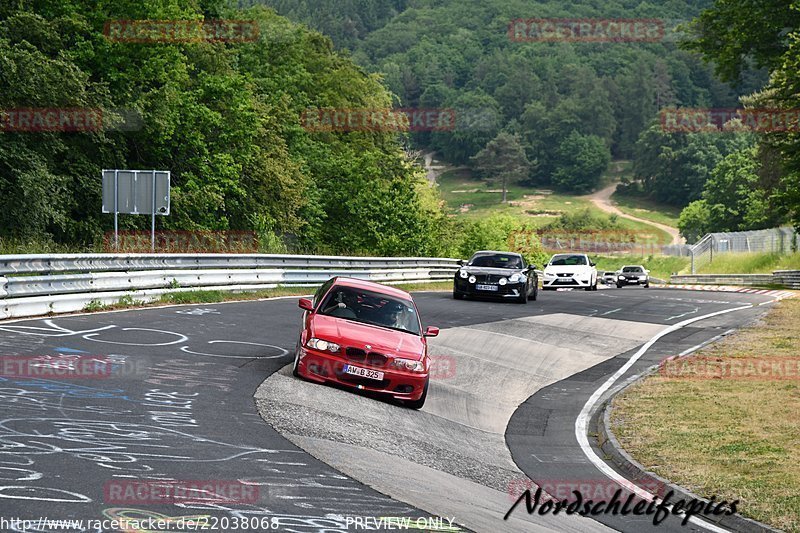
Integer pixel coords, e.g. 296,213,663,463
346,347,366,359
345,347,389,368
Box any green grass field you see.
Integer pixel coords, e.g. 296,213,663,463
610,192,682,228
437,169,673,244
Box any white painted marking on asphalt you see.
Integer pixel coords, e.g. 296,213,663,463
599,308,622,316
83,327,188,345
575,304,754,533
180,340,288,359
665,306,700,321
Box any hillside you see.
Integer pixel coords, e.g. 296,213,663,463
0,0,448,256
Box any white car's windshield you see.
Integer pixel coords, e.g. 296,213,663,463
549,255,588,266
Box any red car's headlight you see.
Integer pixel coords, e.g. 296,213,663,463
389,358,426,373
306,338,340,353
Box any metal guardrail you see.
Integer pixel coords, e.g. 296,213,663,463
0,254,461,320
0,253,460,275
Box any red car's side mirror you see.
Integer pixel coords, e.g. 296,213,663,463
424,326,439,337
298,298,314,311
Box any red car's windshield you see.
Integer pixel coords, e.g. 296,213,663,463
318,286,421,336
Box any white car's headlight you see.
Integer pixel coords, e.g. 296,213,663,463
306,338,340,353
499,277,508,286
543,271,555,278
459,269,468,279
509,273,524,283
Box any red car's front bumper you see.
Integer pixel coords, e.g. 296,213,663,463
296,348,428,401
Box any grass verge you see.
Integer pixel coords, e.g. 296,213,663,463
696,252,800,275
610,299,800,532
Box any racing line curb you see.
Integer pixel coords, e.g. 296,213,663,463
592,364,781,533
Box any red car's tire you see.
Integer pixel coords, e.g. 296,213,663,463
292,345,303,378
405,378,429,410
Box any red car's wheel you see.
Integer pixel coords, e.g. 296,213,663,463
404,378,428,410
292,344,303,378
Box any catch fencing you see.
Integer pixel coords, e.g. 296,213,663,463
688,227,798,274
0,254,460,320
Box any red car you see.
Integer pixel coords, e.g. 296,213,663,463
292,277,439,409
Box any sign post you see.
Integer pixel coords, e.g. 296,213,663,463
102,169,170,251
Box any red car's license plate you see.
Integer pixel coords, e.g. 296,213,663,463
343,364,384,381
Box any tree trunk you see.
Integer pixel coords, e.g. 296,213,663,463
502,174,507,203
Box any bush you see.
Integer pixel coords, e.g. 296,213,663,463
543,208,620,231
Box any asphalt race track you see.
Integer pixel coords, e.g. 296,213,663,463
0,287,781,532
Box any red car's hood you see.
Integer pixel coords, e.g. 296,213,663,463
309,314,426,360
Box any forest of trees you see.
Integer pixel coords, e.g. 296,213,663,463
2,0,798,252
0,0,453,255
260,0,766,192
260,0,800,242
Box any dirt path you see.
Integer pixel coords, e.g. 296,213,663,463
585,183,684,245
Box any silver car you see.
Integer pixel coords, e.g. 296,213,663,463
616,265,650,288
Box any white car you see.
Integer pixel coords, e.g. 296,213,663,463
542,253,598,291
616,265,650,288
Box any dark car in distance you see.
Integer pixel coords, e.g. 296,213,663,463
453,251,538,303
616,265,650,288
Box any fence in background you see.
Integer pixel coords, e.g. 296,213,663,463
538,238,691,257
0,254,460,320
689,227,798,274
